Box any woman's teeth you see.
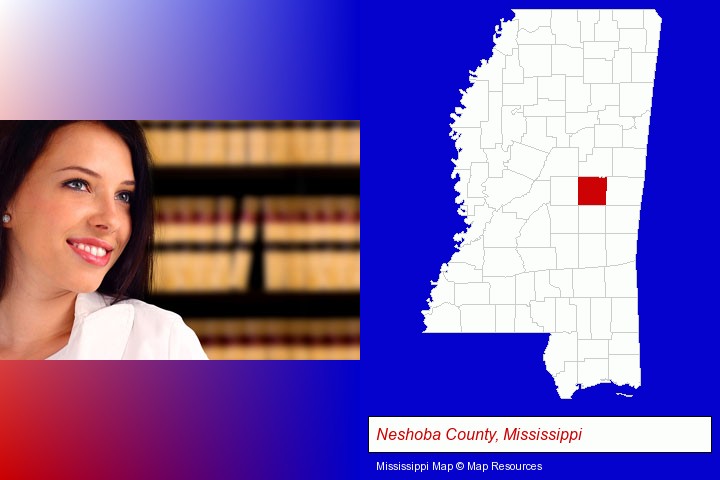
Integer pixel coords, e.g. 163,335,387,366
72,242,107,257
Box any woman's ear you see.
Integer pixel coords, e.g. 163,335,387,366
2,203,14,227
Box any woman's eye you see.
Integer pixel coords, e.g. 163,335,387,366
116,191,133,204
64,179,89,191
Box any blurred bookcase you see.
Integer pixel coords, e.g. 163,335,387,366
141,121,360,360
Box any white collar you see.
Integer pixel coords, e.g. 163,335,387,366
52,292,135,360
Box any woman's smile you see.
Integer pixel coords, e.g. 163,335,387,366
67,237,115,267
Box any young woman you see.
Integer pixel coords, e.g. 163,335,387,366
0,121,207,359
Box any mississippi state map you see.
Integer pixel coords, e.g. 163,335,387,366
422,10,661,399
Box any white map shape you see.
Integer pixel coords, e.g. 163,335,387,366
422,9,661,399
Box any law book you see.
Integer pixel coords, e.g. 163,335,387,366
165,122,187,165
247,122,270,165
186,317,359,360
215,196,235,243
226,121,248,165
268,122,291,165
262,196,360,292
328,121,360,165
144,122,167,165
187,121,227,165
307,121,331,165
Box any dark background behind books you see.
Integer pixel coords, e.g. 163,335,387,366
0,1,716,479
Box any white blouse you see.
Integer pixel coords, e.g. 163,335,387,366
47,292,208,360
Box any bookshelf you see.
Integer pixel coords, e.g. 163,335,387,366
147,293,360,318
142,121,360,360
153,166,359,195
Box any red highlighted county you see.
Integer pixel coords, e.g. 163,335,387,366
578,177,607,205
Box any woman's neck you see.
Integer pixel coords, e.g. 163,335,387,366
0,284,77,360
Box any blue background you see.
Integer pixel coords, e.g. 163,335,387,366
362,1,718,477
0,0,716,478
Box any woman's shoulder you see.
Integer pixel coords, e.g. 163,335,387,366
87,293,183,331
115,296,183,324
84,293,208,359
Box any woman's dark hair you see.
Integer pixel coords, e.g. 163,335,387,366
0,121,154,302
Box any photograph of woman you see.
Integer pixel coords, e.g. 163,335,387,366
0,121,208,359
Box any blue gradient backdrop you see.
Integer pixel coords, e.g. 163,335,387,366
0,0,359,119
0,0,717,479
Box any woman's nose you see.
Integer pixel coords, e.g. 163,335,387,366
89,195,122,232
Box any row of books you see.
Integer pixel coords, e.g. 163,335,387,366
153,250,359,292
152,195,360,292
154,196,360,244
185,318,360,360
142,121,360,166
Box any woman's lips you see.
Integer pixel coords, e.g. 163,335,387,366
67,240,112,267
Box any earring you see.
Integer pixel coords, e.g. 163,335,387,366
2,214,10,224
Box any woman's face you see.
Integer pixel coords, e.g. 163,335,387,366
4,122,134,295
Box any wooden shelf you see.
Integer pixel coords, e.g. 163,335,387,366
147,292,360,318
153,166,360,195
153,242,360,252
150,162,360,319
